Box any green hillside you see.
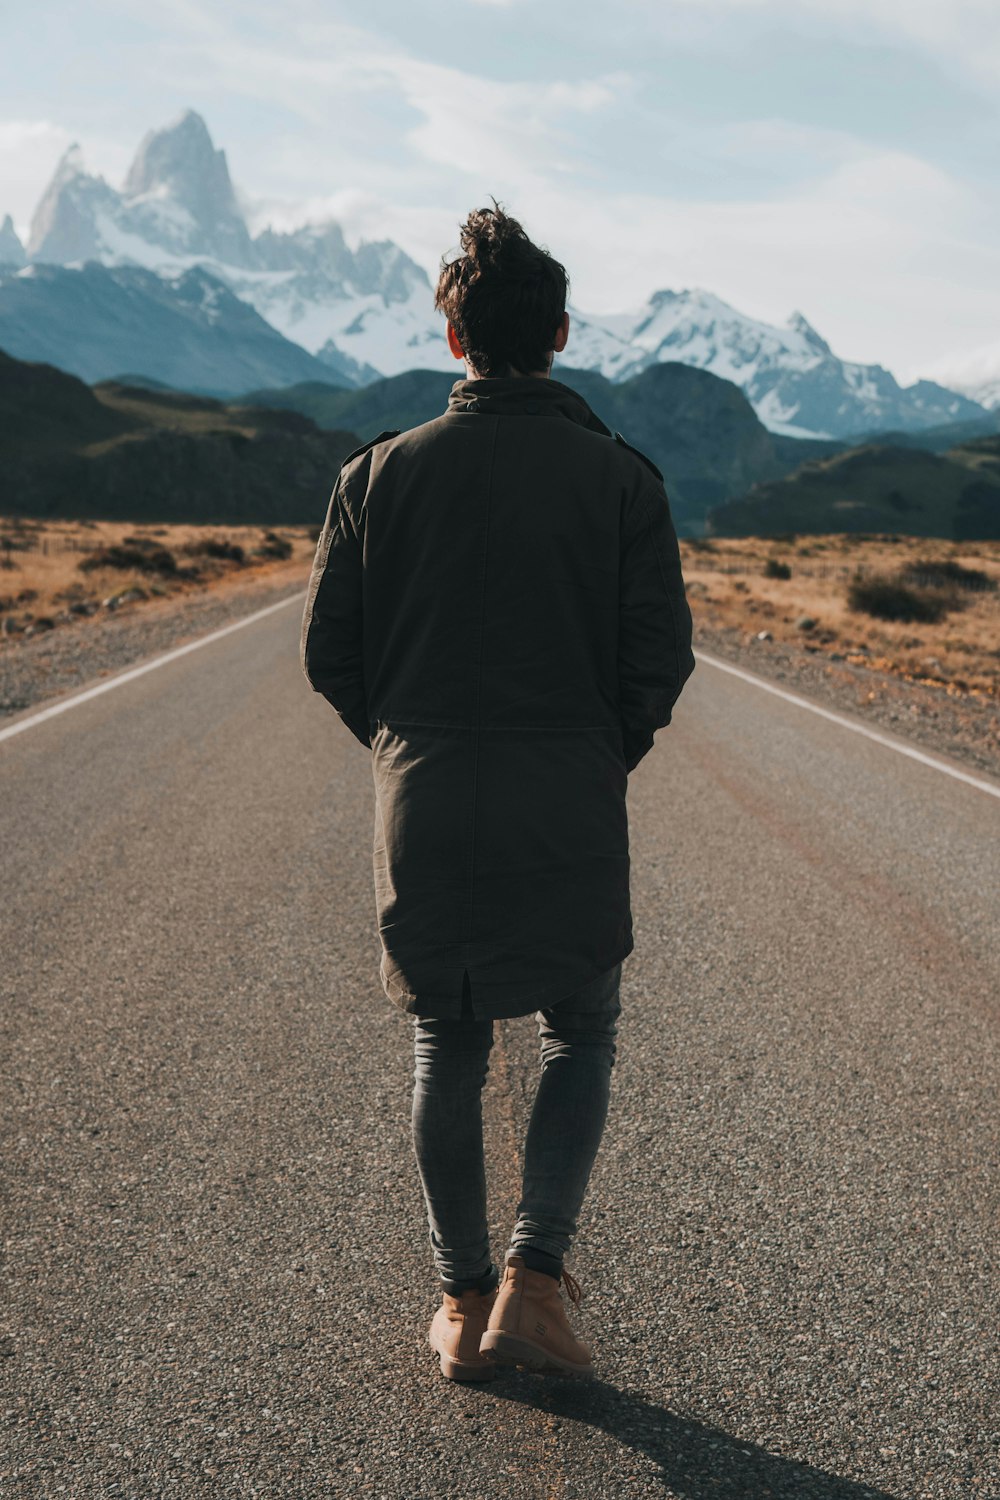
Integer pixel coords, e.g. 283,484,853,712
243,361,839,535
0,349,360,525
707,435,1000,540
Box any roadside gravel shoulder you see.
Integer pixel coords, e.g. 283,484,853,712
0,564,308,722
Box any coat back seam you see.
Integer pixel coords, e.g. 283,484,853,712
464,416,500,956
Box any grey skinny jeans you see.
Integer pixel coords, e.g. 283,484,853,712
410,962,623,1293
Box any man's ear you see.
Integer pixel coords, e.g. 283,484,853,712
446,321,466,361
553,311,570,354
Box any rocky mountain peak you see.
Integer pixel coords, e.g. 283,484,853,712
786,309,832,355
122,109,256,267
254,219,353,276
647,288,683,308
56,143,87,179
27,144,118,262
0,213,27,267
125,110,223,199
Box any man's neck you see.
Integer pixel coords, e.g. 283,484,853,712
464,359,553,381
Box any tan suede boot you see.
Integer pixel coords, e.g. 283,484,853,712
428,1286,499,1382
479,1254,594,1376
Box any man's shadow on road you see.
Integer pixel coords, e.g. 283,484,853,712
484,1374,898,1499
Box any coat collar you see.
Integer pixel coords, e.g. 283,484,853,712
446,375,612,436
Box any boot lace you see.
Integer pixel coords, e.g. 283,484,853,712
560,1267,583,1305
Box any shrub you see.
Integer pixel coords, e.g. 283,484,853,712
1,532,32,553
255,530,293,560
847,571,950,624
899,558,995,594
764,558,792,580
182,537,246,564
78,544,178,576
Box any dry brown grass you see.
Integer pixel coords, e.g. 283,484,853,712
0,517,318,636
680,534,1000,700
4,520,997,704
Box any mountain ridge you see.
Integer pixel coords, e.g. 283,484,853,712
707,434,1000,539
4,108,990,439
0,260,348,398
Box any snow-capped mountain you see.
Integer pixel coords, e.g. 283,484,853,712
27,113,257,270
0,260,344,396
971,376,1000,411
13,109,990,437
556,312,647,383
575,289,986,439
914,340,1000,412
246,223,440,385
25,110,446,385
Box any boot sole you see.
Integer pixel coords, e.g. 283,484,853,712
428,1335,496,1383
479,1330,594,1378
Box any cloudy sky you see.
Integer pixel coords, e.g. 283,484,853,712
2,0,998,381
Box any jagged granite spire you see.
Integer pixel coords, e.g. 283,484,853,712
0,214,26,267
123,109,256,267
27,144,119,262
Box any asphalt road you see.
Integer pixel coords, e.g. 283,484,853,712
2,590,997,1500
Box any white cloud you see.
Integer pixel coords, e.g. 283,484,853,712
540,148,998,374
129,9,624,189
665,0,1000,87
212,23,999,378
0,120,76,238
370,54,622,183
7,1,1000,376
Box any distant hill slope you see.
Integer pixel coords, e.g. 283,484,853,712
707,434,1000,540
243,369,457,442
0,262,348,398
837,408,1000,453
243,362,842,534
0,348,359,524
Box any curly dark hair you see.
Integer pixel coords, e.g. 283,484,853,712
434,202,569,378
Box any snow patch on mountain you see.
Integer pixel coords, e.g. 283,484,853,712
558,311,649,382
626,289,827,380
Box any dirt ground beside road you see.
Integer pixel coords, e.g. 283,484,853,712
0,517,319,638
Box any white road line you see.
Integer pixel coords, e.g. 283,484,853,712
696,649,1000,801
0,591,305,746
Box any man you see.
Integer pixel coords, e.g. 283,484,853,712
301,204,695,1381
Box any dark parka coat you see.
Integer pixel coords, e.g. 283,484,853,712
301,375,695,1020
